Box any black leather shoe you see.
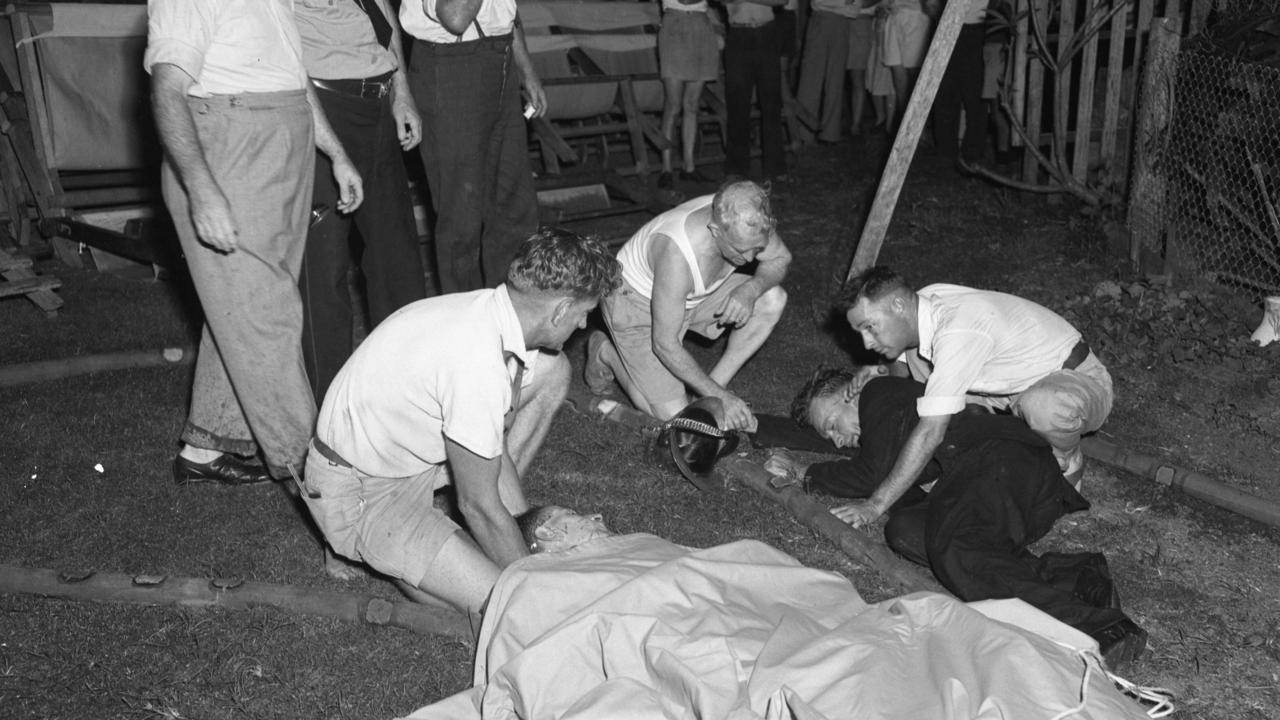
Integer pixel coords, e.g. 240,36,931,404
1091,617,1148,670
173,453,272,486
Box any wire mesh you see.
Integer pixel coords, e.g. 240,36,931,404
1143,51,1280,297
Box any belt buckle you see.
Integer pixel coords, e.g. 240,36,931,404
364,80,389,99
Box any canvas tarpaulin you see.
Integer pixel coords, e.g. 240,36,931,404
15,4,151,171
401,534,1153,720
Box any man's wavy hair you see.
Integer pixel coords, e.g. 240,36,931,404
711,180,776,240
835,266,910,313
507,227,622,301
790,367,855,427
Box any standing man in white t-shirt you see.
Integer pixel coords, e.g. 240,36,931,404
834,266,1112,528
300,229,620,620
586,181,791,431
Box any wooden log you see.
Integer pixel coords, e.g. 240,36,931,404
722,457,944,596
0,565,474,639
845,0,970,279
1126,17,1180,270
0,346,195,388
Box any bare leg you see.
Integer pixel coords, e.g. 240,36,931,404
707,286,787,387
660,78,684,175
506,351,570,477
680,80,705,173
399,531,500,626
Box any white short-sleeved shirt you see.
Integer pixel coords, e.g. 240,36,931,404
144,0,307,96
399,0,516,43
904,284,1081,417
316,285,537,478
294,0,398,80
616,195,734,310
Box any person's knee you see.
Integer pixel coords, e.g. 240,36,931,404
754,286,787,324
529,352,572,406
1016,384,1086,436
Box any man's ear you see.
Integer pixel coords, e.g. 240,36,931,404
533,524,561,543
842,382,859,402
550,296,573,326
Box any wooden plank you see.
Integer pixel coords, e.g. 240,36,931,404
846,0,971,278
1071,0,1102,183
1010,0,1030,137
1055,0,1077,173
1021,0,1049,182
13,12,59,202
1099,0,1130,174
1188,0,1212,35
0,247,32,272
617,77,650,174
0,274,58,298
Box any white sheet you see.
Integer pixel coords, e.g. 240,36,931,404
401,534,1152,720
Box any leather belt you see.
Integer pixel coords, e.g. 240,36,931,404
312,437,353,469
1062,340,1091,370
311,71,394,100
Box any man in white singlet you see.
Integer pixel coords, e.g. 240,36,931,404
586,181,791,431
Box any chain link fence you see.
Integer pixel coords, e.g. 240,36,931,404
1137,49,1280,298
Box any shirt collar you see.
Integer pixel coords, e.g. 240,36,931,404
915,292,936,362
494,284,534,365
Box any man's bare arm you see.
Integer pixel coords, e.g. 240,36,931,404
832,414,950,526
305,85,364,213
741,231,792,298
432,0,484,36
377,0,422,150
151,63,240,252
446,437,528,567
650,239,727,401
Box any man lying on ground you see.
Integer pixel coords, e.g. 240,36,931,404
299,229,620,622
401,505,1160,720
761,368,1148,669
585,180,791,431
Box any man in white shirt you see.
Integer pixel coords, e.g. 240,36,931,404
146,0,362,486
399,0,546,293
301,229,620,620
836,265,1111,527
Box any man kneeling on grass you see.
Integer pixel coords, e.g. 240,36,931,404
299,229,620,621
761,368,1148,670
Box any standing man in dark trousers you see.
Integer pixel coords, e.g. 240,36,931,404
295,0,428,405
399,0,547,293
147,0,363,486
933,0,988,168
723,0,787,181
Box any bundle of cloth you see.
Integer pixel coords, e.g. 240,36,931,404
401,531,1156,720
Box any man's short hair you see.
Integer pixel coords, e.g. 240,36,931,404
507,227,622,301
836,266,911,312
790,367,855,426
515,505,560,550
711,180,776,241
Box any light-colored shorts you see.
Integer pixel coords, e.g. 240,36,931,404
883,9,930,68
602,274,752,409
982,41,1007,100
301,442,459,588
659,9,721,82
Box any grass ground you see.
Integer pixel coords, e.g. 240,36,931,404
2,134,1279,719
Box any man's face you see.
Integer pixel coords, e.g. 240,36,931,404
847,296,911,360
545,298,598,351
711,222,769,267
809,390,862,448
537,506,611,552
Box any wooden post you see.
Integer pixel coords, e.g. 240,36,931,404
1099,0,1130,175
1126,16,1180,271
1071,0,1102,183
844,0,971,281
1020,0,1049,183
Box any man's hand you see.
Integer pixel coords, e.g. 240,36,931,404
715,390,757,432
392,95,422,150
715,283,760,328
764,449,809,482
523,74,548,119
332,159,364,214
831,498,887,528
190,188,240,252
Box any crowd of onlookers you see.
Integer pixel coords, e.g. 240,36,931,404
656,0,1019,188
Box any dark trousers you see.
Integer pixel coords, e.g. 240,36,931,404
933,24,986,163
724,23,786,178
883,440,1126,636
408,34,538,294
300,85,427,404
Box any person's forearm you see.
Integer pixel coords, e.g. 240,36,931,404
511,25,537,84
867,416,947,511
654,340,727,400
151,67,218,200
740,254,790,301
381,0,415,105
449,440,529,567
496,453,530,515
306,85,351,163
433,0,484,36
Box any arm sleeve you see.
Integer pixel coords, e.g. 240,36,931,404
917,329,994,417
437,354,509,460
144,0,216,79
